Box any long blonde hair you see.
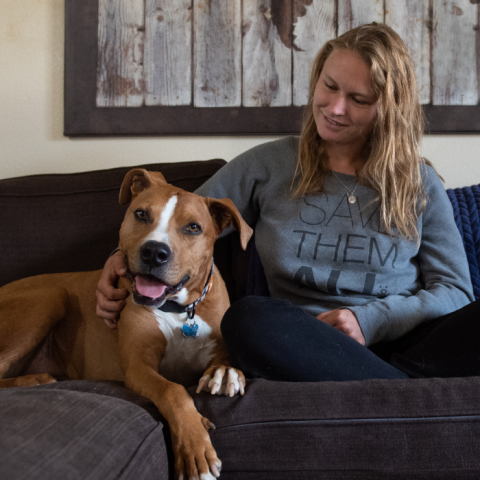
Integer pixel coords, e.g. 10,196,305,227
294,23,428,240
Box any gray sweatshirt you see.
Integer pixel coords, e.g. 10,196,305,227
195,136,474,346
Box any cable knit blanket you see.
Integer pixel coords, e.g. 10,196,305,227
447,185,480,299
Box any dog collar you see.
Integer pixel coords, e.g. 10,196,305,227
159,259,215,330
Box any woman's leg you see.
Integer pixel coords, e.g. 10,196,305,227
385,299,480,378
221,296,408,382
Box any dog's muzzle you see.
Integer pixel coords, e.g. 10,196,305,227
124,241,190,308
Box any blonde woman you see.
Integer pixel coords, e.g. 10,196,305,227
97,24,478,381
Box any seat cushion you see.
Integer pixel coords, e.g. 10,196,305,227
0,382,170,480
191,377,480,479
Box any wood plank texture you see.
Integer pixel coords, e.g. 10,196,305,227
385,0,430,104
432,0,478,105
242,0,292,107
337,0,383,36
97,0,145,107
144,0,192,106
67,0,480,135
194,0,242,107
292,0,335,106
93,0,480,115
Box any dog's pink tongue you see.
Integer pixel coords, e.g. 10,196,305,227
136,275,167,299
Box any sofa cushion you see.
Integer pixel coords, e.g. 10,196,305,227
191,377,480,479
37,379,164,422
0,383,169,480
0,160,226,288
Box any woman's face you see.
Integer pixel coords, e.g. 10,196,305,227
313,49,378,150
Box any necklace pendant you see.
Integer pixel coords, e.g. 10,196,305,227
348,195,357,204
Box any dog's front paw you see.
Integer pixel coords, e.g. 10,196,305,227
196,366,245,397
172,414,222,479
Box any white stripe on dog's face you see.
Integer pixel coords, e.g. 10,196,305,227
146,195,178,243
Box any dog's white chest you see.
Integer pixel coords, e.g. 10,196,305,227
153,310,215,387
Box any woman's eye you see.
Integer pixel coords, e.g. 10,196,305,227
135,209,148,221
325,83,336,90
186,223,202,234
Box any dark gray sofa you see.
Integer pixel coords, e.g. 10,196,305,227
1,160,479,479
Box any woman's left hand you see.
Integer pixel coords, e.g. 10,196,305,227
317,309,366,346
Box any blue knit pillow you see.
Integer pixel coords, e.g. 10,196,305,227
446,185,480,299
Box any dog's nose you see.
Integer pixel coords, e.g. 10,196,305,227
140,241,171,266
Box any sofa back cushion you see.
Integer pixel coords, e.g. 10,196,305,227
0,160,227,289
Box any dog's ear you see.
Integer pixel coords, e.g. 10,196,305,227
119,169,167,206
205,198,253,250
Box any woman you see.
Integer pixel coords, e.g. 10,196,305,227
96,23,479,382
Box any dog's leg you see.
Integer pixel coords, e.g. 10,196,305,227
129,368,221,479
118,314,222,480
0,283,68,388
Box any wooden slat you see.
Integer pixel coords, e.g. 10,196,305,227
385,0,430,104
242,0,292,107
337,0,384,36
432,0,478,105
194,0,242,107
292,0,336,106
96,0,145,107
144,0,192,106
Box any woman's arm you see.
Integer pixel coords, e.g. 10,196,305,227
347,168,474,346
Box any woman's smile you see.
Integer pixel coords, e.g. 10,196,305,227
323,114,348,128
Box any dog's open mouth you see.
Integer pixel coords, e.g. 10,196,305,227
135,274,169,299
127,271,190,307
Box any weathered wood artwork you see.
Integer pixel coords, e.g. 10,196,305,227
65,0,480,135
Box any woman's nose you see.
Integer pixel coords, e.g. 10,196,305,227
331,95,347,115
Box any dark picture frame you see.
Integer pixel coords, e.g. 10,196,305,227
64,0,480,136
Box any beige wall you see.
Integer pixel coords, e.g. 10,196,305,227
1,0,479,189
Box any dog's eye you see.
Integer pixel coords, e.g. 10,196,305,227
134,209,148,221
185,223,202,234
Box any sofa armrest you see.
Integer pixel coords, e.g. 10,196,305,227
0,381,170,480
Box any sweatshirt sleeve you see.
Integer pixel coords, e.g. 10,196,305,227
348,167,474,346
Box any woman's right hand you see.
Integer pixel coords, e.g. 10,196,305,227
95,250,129,329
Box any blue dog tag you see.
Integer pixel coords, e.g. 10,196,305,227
183,322,199,338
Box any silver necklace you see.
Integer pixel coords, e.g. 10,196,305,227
332,171,359,204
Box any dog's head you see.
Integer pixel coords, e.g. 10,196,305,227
118,168,253,308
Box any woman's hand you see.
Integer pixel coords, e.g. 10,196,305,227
95,250,129,329
317,309,366,346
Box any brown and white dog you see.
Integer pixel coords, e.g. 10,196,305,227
0,169,252,480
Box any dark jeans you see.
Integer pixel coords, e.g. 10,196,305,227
221,296,480,382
